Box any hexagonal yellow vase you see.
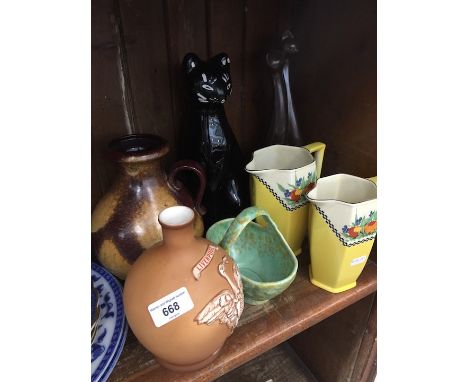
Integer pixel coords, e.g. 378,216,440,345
306,174,377,293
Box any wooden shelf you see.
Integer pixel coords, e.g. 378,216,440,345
215,342,318,382
108,261,377,382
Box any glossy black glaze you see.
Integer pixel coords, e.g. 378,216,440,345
265,30,303,146
181,52,249,228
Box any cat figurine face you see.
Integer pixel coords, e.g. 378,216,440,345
183,52,232,105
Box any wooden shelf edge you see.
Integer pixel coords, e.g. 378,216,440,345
111,262,377,382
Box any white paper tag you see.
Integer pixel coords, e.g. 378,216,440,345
147,287,194,328
351,256,367,266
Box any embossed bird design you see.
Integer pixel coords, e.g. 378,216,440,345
195,256,244,331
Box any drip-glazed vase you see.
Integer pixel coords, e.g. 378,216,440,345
92,134,206,280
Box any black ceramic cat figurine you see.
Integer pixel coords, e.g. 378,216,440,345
180,52,249,228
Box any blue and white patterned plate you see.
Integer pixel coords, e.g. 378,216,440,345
91,263,128,382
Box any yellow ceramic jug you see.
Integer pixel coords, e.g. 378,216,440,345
306,174,377,293
245,142,326,255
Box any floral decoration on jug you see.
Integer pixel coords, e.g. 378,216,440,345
277,171,316,206
342,211,377,240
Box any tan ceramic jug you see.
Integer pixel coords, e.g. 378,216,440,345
92,134,206,280
123,206,244,372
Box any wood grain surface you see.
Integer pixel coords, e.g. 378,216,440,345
165,0,208,161
351,296,377,382
241,0,282,155
214,342,318,382
92,0,133,199
107,260,377,382
93,0,377,208
206,0,246,152
290,0,377,179
117,0,174,138
289,293,376,382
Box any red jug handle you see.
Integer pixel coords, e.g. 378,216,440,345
167,160,207,215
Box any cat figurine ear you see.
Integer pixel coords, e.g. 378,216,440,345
210,52,230,68
184,53,202,74
208,52,232,97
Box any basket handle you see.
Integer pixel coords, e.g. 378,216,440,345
219,207,274,251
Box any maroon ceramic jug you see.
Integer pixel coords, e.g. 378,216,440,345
124,206,244,372
91,134,206,280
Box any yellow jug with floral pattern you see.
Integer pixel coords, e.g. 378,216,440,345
306,174,377,293
245,142,325,255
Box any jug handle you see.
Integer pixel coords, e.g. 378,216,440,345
219,206,274,251
368,176,377,185
167,160,207,215
303,142,326,179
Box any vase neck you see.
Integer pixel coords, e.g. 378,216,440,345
119,157,164,178
159,206,197,248
161,223,196,248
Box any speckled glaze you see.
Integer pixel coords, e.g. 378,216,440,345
206,207,298,305
92,134,206,280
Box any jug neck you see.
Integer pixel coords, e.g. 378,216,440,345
159,206,197,249
119,157,165,179
108,133,170,179
161,223,196,248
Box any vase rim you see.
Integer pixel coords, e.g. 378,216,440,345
108,134,169,163
159,206,195,229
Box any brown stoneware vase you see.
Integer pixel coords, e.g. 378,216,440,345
92,134,206,280
123,206,244,372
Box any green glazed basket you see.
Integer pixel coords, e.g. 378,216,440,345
206,206,298,305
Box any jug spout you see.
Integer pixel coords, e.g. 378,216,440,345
246,144,320,212
306,174,377,206
245,144,316,174
306,174,377,245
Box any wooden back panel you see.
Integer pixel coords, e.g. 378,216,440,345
92,0,376,207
